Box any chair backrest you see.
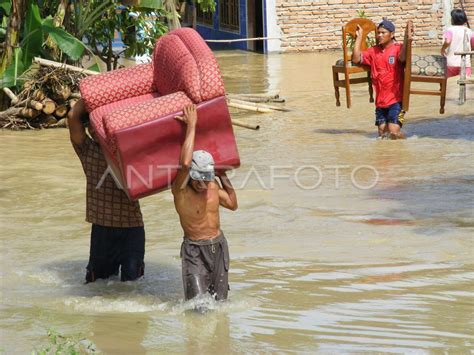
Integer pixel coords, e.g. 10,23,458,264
342,18,376,64
152,28,225,103
402,31,412,112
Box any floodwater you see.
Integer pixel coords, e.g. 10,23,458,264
1,49,473,353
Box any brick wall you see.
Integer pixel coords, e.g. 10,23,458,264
276,0,473,52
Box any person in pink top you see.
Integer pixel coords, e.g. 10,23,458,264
352,19,412,140
441,9,474,78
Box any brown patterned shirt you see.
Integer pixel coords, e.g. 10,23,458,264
73,136,144,228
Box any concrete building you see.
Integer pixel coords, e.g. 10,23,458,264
196,0,473,53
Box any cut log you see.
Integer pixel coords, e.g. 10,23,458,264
33,89,46,101
69,98,78,108
43,115,58,125
29,100,43,111
52,84,71,101
232,119,260,130
0,107,22,120
3,87,19,105
54,118,68,128
19,108,41,119
42,99,56,115
54,104,68,118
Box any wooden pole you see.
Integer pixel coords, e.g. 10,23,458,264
232,119,260,130
33,57,100,75
228,98,290,112
227,100,276,113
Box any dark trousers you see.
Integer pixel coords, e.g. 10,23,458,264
86,224,145,283
181,233,230,301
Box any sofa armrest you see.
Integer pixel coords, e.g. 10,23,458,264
79,63,155,112
103,91,193,153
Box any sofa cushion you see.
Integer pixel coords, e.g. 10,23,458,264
152,28,225,103
103,91,193,153
90,92,160,140
411,55,446,77
171,28,225,101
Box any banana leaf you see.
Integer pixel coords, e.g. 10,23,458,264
1,48,25,88
22,2,43,66
42,18,85,61
0,0,11,15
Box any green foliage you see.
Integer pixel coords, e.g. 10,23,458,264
1,2,91,88
197,0,216,12
345,11,376,51
2,48,25,88
82,1,169,70
32,328,97,355
138,0,164,9
0,0,11,16
357,10,367,18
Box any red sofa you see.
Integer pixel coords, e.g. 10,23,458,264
79,28,240,200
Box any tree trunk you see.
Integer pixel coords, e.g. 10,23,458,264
164,0,181,30
0,0,27,75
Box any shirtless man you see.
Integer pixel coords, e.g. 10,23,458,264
172,105,238,301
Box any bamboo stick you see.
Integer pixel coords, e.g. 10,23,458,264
228,98,290,112
227,100,275,113
233,92,280,99
227,94,285,103
232,119,260,130
3,87,19,104
33,57,100,75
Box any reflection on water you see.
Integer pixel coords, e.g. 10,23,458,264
1,50,473,353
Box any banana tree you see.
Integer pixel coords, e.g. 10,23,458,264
1,2,92,88
0,0,26,74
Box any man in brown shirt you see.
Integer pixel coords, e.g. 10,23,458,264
68,99,145,283
172,105,238,302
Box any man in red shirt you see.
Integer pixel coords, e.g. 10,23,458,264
353,19,412,139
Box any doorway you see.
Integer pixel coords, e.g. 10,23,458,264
247,0,264,52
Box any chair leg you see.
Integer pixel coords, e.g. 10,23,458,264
344,71,351,109
440,79,447,114
368,72,374,103
333,69,341,107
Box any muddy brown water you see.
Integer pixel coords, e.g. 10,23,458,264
1,49,473,353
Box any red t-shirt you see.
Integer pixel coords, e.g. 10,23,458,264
361,42,404,108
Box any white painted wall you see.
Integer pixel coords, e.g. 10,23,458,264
265,0,281,53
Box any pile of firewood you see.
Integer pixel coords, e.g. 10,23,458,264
1,64,86,130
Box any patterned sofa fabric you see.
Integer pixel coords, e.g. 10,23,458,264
411,55,446,77
79,63,155,112
152,28,225,103
103,91,193,153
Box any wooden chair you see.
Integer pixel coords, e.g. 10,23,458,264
456,29,473,104
402,26,447,114
332,18,376,108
